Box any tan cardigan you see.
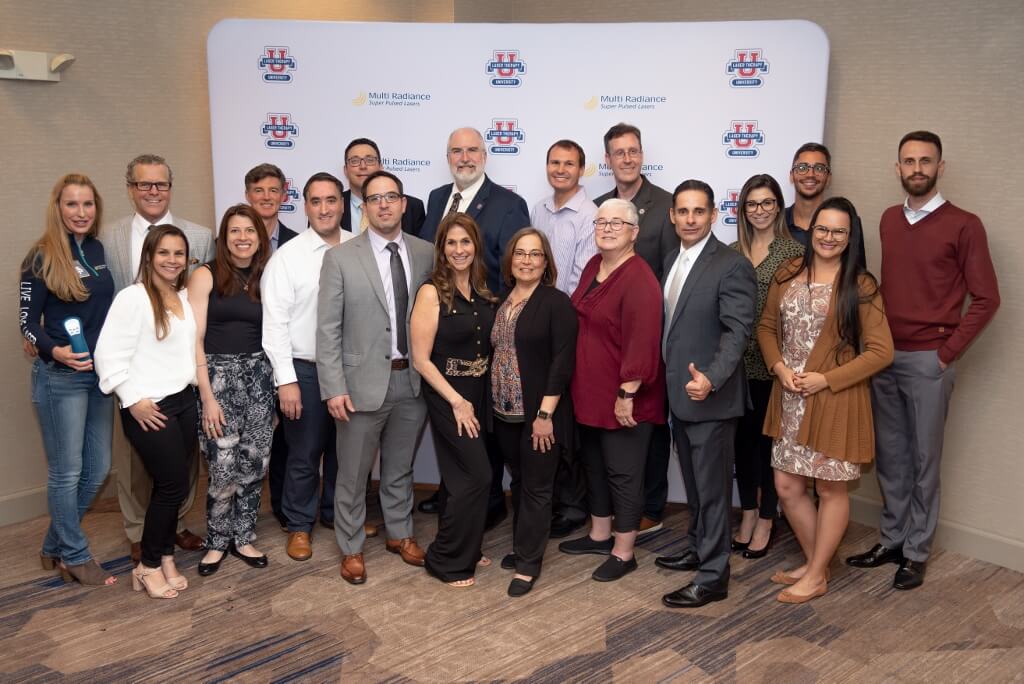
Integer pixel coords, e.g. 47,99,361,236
758,264,894,464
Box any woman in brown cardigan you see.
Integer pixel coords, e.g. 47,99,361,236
758,197,894,604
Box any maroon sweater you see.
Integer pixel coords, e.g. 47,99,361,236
570,254,667,430
879,201,999,364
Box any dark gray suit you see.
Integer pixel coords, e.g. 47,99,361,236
316,230,433,554
662,233,756,586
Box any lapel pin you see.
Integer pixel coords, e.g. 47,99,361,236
476,203,483,211
639,208,646,215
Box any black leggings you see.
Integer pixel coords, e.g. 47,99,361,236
734,379,777,519
121,387,198,568
579,423,654,533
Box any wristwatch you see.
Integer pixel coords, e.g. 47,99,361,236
536,409,552,420
617,388,637,399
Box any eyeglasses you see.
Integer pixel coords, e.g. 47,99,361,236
744,198,778,213
130,181,171,192
812,225,850,240
512,249,545,261
593,218,636,232
346,155,380,167
792,163,831,176
365,192,403,206
609,148,642,161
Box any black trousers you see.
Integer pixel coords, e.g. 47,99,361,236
121,387,198,568
642,420,672,521
734,379,778,519
493,419,560,576
579,423,653,534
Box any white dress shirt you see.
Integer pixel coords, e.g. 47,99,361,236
94,284,196,407
664,232,712,320
261,227,352,386
130,211,173,282
367,228,413,359
903,191,946,225
531,186,599,294
442,174,486,216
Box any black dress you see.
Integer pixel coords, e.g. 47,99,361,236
423,286,496,582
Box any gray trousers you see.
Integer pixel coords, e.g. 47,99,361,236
872,349,956,562
334,369,427,555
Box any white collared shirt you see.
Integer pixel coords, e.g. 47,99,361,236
367,228,413,359
261,227,352,386
442,174,486,216
130,211,173,281
663,231,712,319
531,186,599,294
903,191,946,225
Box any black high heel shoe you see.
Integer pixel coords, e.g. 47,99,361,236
731,537,751,552
742,523,775,559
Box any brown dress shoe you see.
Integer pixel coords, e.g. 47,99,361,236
130,542,142,564
175,529,205,551
385,538,426,566
286,532,312,561
341,553,366,584
364,523,379,538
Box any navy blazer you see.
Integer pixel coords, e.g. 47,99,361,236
421,175,530,294
341,189,426,237
277,220,298,248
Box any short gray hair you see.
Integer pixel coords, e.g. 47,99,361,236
598,197,639,225
125,154,173,184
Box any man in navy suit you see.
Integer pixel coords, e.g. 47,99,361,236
245,163,298,253
341,138,426,237
420,127,530,295
418,126,530,524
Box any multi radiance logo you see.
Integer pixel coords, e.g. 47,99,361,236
382,157,432,174
484,119,525,155
585,94,668,111
719,189,741,226
726,49,769,88
352,91,431,107
279,178,300,213
258,46,296,83
261,113,299,149
596,162,664,178
484,50,526,87
722,121,765,158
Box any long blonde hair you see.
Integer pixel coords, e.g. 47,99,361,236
21,174,104,302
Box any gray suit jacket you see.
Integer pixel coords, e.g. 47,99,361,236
102,214,215,292
663,234,757,422
316,231,434,411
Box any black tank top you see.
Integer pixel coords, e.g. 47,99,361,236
204,264,263,354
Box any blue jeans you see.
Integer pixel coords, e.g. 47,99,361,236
31,360,114,565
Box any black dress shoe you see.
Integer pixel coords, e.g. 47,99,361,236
417,491,440,514
846,543,904,568
558,535,614,556
501,553,518,570
484,506,508,531
318,517,335,530
508,576,537,597
197,551,227,577
893,559,927,590
549,515,586,539
592,555,637,582
229,544,269,569
662,581,728,608
655,549,700,571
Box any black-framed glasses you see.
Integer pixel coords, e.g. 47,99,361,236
812,225,849,240
744,198,778,213
130,181,171,191
365,192,403,206
346,155,380,167
593,218,636,231
512,249,545,261
792,162,830,176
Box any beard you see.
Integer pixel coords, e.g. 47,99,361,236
453,164,484,189
901,172,938,197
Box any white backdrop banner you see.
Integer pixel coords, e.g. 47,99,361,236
207,19,830,499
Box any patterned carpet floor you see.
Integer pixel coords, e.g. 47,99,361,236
1,490,1023,683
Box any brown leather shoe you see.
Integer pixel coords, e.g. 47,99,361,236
286,532,312,561
130,542,142,564
175,529,205,551
340,553,366,584
364,523,379,538
386,537,426,566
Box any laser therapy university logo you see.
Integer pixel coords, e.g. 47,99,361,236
722,121,765,158
719,189,740,226
261,113,299,149
726,49,769,88
279,178,300,213
485,50,526,87
484,119,525,155
258,46,297,83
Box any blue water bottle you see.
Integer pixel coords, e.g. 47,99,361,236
62,316,91,360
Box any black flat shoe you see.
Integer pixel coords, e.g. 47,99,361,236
662,581,728,608
558,535,614,556
742,524,775,559
549,515,585,539
592,555,637,582
501,553,518,570
893,559,926,590
197,551,227,576
655,549,700,571
846,543,904,568
229,545,269,569
508,576,536,597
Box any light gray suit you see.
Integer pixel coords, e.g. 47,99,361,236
101,213,214,543
316,230,433,554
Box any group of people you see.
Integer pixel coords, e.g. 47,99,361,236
20,123,999,607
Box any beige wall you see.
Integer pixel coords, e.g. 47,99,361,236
2,0,1021,570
